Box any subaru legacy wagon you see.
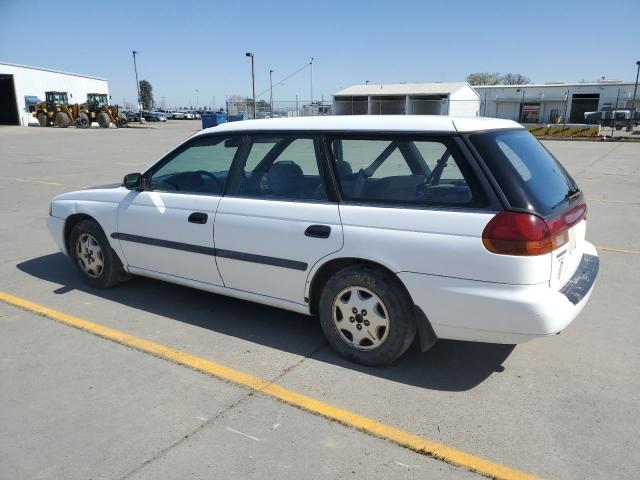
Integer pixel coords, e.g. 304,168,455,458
47,116,599,365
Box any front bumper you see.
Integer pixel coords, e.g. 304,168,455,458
47,216,67,255
398,242,599,344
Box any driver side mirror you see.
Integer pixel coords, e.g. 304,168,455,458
123,173,143,190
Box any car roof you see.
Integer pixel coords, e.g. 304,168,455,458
196,115,522,136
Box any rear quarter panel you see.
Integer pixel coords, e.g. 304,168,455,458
312,204,552,285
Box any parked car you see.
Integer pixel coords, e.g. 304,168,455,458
46,116,598,365
145,112,167,122
123,110,141,122
183,111,195,120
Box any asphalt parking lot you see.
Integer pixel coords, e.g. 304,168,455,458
0,121,638,480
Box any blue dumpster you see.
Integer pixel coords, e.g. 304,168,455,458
201,112,227,129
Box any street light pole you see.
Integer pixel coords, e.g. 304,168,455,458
132,50,144,123
632,60,640,114
310,57,314,104
246,52,256,118
269,69,274,116
195,89,199,109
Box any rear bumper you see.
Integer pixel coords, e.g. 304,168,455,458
398,242,599,344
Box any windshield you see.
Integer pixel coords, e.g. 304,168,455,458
88,94,108,106
469,129,579,216
47,92,68,104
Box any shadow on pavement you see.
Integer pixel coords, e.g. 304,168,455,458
17,253,515,392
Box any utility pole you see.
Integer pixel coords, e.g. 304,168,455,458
310,57,314,104
270,69,274,116
246,52,256,118
629,60,640,132
132,50,144,123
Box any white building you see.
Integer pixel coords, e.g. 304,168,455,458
0,62,109,126
475,82,638,124
333,82,480,117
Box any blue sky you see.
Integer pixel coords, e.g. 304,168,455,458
1,0,638,108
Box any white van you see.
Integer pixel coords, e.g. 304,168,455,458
47,116,599,365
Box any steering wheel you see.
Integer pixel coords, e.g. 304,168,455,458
193,170,224,190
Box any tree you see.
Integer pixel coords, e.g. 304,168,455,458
139,80,154,110
501,73,531,85
466,72,501,86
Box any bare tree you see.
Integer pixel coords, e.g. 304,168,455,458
466,72,502,86
501,73,531,85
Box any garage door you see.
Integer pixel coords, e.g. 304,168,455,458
0,75,19,125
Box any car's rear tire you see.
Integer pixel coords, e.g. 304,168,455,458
97,112,111,128
69,219,129,288
318,265,417,366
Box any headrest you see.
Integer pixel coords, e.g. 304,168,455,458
268,161,304,197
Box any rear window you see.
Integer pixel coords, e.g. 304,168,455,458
469,129,579,216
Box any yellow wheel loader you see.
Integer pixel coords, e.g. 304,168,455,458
33,91,80,128
82,93,127,128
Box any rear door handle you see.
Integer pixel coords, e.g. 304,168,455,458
188,212,208,224
305,224,331,238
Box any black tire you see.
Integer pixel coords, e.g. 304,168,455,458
115,112,127,128
54,111,71,128
318,266,417,366
69,219,129,288
75,112,90,129
37,112,48,127
97,112,111,128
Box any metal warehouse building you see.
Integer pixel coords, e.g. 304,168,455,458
475,81,637,124
0,62,109,126
333,82,480,117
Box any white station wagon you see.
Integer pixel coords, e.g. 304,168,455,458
47,116,599,365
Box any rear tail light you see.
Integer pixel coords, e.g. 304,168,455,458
482,203,586,256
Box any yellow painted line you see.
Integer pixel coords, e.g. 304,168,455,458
596,246,640,255
0,290,538,480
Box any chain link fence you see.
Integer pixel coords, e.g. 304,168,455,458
223,95,638,137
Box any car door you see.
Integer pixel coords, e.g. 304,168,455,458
115,135,241,285
214,134,343,305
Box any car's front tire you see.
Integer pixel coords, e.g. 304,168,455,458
318,266,417,366
69,219,128,288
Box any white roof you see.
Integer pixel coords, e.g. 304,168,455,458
334,82,470,97
474,81,636,89
0,61,107,81
198,115,522,136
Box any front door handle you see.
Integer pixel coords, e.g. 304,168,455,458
188,212,208,224
305,224,331,238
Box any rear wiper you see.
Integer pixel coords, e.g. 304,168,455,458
566,187,581,200
551,188,581,210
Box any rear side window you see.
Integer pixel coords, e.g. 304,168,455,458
469,129,579,216
329,136,485,207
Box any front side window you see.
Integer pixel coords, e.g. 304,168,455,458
149,136,239,194
237,136,327,201
329,136,482,207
